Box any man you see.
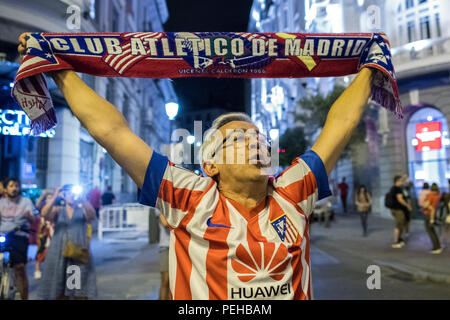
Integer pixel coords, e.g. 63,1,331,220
0,178,35,300
401,174,413,238
158,212,170,300
338,177,349,214
87,186,102,219
0,180,5,198
18,33,374,299
101,186,116,206
390,175,412,248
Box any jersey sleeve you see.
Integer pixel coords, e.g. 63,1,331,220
138,151,212,228
273,149,331,217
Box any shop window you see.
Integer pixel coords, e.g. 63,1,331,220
406,107,450,195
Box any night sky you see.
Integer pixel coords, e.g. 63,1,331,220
163,0,253,113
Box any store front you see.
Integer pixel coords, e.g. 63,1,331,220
406,105,450,195
0,61,55,192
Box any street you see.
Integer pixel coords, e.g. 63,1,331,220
25,214,450,300
310,213,450,299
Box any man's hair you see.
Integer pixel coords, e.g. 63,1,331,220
393,175,402,184
423,182,429,190
3,177,21,188
431,183,439,193
199,112,254,168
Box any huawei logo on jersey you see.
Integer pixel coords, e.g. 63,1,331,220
231,242,291,282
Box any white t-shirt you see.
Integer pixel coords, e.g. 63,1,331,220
0,196,34,237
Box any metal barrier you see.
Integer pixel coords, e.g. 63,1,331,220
98,203,151,240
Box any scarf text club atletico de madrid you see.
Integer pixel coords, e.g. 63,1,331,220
13,32,402,134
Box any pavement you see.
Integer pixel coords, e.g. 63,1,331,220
310,211,450,285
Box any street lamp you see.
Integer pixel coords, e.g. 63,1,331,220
187,135,195,144
165,102,179,120
165,102,179,143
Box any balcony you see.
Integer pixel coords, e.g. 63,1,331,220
391,37,450,79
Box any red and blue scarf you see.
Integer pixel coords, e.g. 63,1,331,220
13,32,402,134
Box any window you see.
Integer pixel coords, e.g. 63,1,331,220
405,0,414,10
398,25,404,44
407,20,416,42
435,13,441,37
106,79,115,102
112,6,120,32
419,16,431,39
418,0,427,4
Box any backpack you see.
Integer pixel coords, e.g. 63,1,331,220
384,189,395,209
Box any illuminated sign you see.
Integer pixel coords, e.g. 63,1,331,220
415,121,441,152
0,109,55,138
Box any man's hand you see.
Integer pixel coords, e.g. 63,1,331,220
17,32,30,58
311,68,373,175
17,34,153,188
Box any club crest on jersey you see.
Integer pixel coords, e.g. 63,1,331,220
271,214,287,241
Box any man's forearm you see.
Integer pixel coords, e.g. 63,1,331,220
50,70,129,144
312,68,373,174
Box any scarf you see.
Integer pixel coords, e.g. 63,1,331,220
13,32,402,135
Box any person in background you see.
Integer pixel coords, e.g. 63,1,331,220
418,183,431,210
39,185,97,299
101,186,116,206
34,190,55,279
0,178,35,299
0,180,5,198
338,177,349,214
355,185,371,237
158,212,170,300
390,176,412,248
87,186,102,219
422,183,443,254
401,174,413,239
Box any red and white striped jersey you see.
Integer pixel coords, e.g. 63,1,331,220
139,150,331,300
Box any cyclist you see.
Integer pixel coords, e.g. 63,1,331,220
0,178,35,300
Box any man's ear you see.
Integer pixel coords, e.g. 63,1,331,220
202,161,219,179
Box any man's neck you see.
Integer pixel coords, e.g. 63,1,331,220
218,178,268,209
7,195,20,203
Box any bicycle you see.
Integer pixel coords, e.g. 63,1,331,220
0,231,18,300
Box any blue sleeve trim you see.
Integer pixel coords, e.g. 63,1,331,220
138,151,169,207
300,150,332,200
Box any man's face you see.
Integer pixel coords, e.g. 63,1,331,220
5,181,20,198
207,121,271,183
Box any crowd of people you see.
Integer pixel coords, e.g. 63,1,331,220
385,175,450,254
332,174,450,254
0,178,117,299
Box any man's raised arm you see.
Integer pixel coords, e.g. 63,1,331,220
18,33,152,188
311,68,373,175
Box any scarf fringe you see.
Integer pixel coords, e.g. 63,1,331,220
370,83,403,119
30,108,57,135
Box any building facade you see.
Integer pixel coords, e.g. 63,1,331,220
247,0,450,218
0,0,177,202
248,0,309,141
